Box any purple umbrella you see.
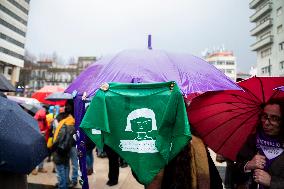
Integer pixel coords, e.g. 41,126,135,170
66,49,241,97
275,86,284,92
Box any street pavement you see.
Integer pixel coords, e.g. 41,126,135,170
28,149,226,189
28,152,144,189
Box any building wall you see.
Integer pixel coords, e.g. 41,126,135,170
0,0,30,84
23,57,96,95
250,0,284,76
205,51,237,81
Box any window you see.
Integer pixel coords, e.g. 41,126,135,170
261,66,271,74
258,15,270,25
7,0,28,14
280,42,284,51
259,31,271,40
277,25,283,34
261,48,271,58
0,4,27,25
0,33,24,48
0,18,26,37
217,61,224,65
8,68,12,75
226,61,235,65
226,69,235,74
280,61,284,70
0,47,24,60
277,7,282,17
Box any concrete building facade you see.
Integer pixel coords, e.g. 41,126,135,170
205,50,237,81
250,0,284,76
0,0,30,84
17,56,97,96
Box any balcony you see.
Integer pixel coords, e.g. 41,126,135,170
250,2,272,22
249,0,262,9
250,19,272,36
251,35,273,51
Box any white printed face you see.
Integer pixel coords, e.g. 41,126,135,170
131,117,152,132
261,104,282,136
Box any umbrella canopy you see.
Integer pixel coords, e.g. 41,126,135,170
20,103,42,116
7,96,42,116
7,96,41,105
45,92,73,101
65,49,241,97
187,76,284,160
0,92,7,98
275,86,284,91
0,96,48,174
32,86,66,105
0,74,15,92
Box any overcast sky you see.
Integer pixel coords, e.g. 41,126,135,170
25,0,256,72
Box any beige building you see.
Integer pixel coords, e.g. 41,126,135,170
205,50,237,81
250,0,284,76
18,56,97,96
0,0,30,85
77,56,96,74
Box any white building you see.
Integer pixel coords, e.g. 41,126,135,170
0,0,30,84
205,50,237,81
249,0,284,76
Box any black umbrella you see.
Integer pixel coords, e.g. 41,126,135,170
0,74,15,92
45,92,73,101
0,92,7,98
0,96,48,174
20,103,42,116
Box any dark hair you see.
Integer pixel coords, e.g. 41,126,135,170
43,105,49,112
260,98,284,141
65,99,74,116
161,145,192,189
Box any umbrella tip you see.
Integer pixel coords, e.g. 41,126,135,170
148,34,152,50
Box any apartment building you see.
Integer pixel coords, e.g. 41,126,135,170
250,0,284,76
205,50,237,81
0,0,30,84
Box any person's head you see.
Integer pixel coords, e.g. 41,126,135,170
64,99,74,116
260,98,284,136
43,105,49,113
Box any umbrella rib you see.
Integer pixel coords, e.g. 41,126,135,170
256,77,265,102
201,106,259,138
241,86,263,104
191,99,258,112
163,51,182,84
205,107,260,152
191,100,258,131
232,92,260,105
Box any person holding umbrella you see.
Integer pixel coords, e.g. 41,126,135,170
236,98,284,189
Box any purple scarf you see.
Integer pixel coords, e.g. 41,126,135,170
256,131,283,170
256,131,283,189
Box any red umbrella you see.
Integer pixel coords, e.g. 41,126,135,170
32,86,66,105
187,76,284,161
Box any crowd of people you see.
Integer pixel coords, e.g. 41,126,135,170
2,87,283,189
31,101,78,189
28,97,284,189
31,100,128,189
